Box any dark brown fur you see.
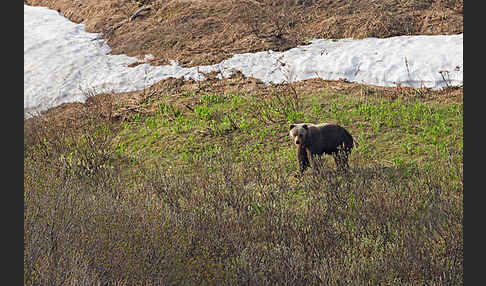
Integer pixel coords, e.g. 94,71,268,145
290,123,354,173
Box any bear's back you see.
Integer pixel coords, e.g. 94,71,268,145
307,123,353,155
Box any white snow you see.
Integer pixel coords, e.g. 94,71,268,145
24,4,463,116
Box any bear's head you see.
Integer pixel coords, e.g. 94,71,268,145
289,124,309,146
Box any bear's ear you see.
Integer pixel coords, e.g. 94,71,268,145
302,124,308,130
290,124,296,130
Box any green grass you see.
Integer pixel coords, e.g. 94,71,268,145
24,85,463,285
116,88,462,171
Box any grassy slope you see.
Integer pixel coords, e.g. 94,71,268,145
24,0,463,284
24,78,463,285
117,83,462,171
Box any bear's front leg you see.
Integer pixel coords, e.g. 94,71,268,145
297,145,310,174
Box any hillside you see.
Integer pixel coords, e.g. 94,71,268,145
25,0,463,67
24,1,463,285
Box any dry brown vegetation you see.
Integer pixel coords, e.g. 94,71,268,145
25,0,463,66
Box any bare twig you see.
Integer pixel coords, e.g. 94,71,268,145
439,70,451,88
130,7,151,22
404,57,411,76
183,103,194,112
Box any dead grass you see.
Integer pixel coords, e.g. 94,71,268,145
25,0,463,67
30,71,462,130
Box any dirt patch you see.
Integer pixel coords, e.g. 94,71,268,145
25,0,462,67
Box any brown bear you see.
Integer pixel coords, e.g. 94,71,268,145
289,123,355,173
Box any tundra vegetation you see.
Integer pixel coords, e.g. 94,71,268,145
24,74,463,285
24,0,463,285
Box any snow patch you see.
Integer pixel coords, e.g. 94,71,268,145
24,4,463,116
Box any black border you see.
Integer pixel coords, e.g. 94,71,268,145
464,1,481,284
